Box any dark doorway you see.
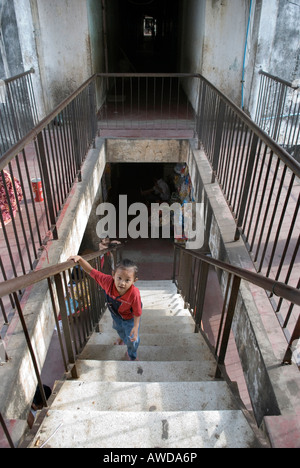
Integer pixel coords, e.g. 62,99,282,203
116,0,180,72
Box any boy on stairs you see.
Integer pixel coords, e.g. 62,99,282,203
68,256,142,361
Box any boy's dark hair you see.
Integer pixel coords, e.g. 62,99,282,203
115,259,138,278
33,385,52,406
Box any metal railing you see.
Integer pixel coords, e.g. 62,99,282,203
0,240,299,446
0,244,122,447
0,71,299,373
0,75,97,331
0,69,38,157
255,70,300,162
96,73,198,137
173,244,300,367
196,74,300,346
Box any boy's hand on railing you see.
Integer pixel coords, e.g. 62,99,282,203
67,256,93,275
68,255,82,263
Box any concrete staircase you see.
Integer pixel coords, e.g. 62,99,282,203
28,281,268,448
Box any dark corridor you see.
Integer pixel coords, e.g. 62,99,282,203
115,0,180,72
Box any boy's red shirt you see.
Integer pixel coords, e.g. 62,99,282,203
90,269,142,320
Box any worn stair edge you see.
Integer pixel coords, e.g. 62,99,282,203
99,318,195,335
29,409,263,448
50,380,239,412
79,344,212,362
87,331,207,347
75,359,217,382
100,310,194,323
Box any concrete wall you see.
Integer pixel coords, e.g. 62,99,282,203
106,139,189,163
178,0,247,105
246,0,300,117
0,0,23,78
29,0,93,112
201,0,247,104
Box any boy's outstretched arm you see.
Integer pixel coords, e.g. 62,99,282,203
68,255,93,275
129,315,141,342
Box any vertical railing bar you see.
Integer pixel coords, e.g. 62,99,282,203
231,124,249,213
266,172,295,277
242,138,263,234
245,143,267,243
0,168,27,275
282,314,300,365
13,291,48,407
235,133,259,239
43,124,60,216
258,163,288,272
8,161,34,271
72,266,89,342
68,267,84,350
47,277,68,373
0,412,15,448
254,157,280,265
215,275,241,379
54,273,77,378
48,120,64,209
222,109,236,193
62,270,79,355
249,149,273,252
33,137,52,232
0,187,19,280
36,132,57,237
22,147,43,246
275,195,300,283
15,153,38,259
215,273,232,356
283,278,300,328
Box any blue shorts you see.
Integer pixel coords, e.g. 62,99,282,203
110,311,140,360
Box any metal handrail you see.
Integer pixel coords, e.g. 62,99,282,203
0,74,96,171
0,241,298,305
173,243,300,367
173,244,300,306
0,247,118,298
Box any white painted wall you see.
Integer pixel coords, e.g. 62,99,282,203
201,0,247,104
30,0,92,112
13,0,46,119
178,0,248,105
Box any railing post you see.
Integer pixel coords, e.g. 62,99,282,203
13,292,48,407
282,314,300,365
215,275,241,378
194,261,209,330
235,133,259,241
70,100,81,182
0,413,15,448
54,273,78,378
36,132,58,240
211,99,226,183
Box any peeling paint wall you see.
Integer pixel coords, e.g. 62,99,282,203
201,0,247,104
30,0,93,112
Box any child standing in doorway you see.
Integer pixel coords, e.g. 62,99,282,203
68,255,142,361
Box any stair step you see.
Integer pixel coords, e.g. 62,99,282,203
30,409,262,448
137,280,177,288
51,381,238,412
76,359,217,382
79,344,210,361
99,314,195,335
88,331,207,347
